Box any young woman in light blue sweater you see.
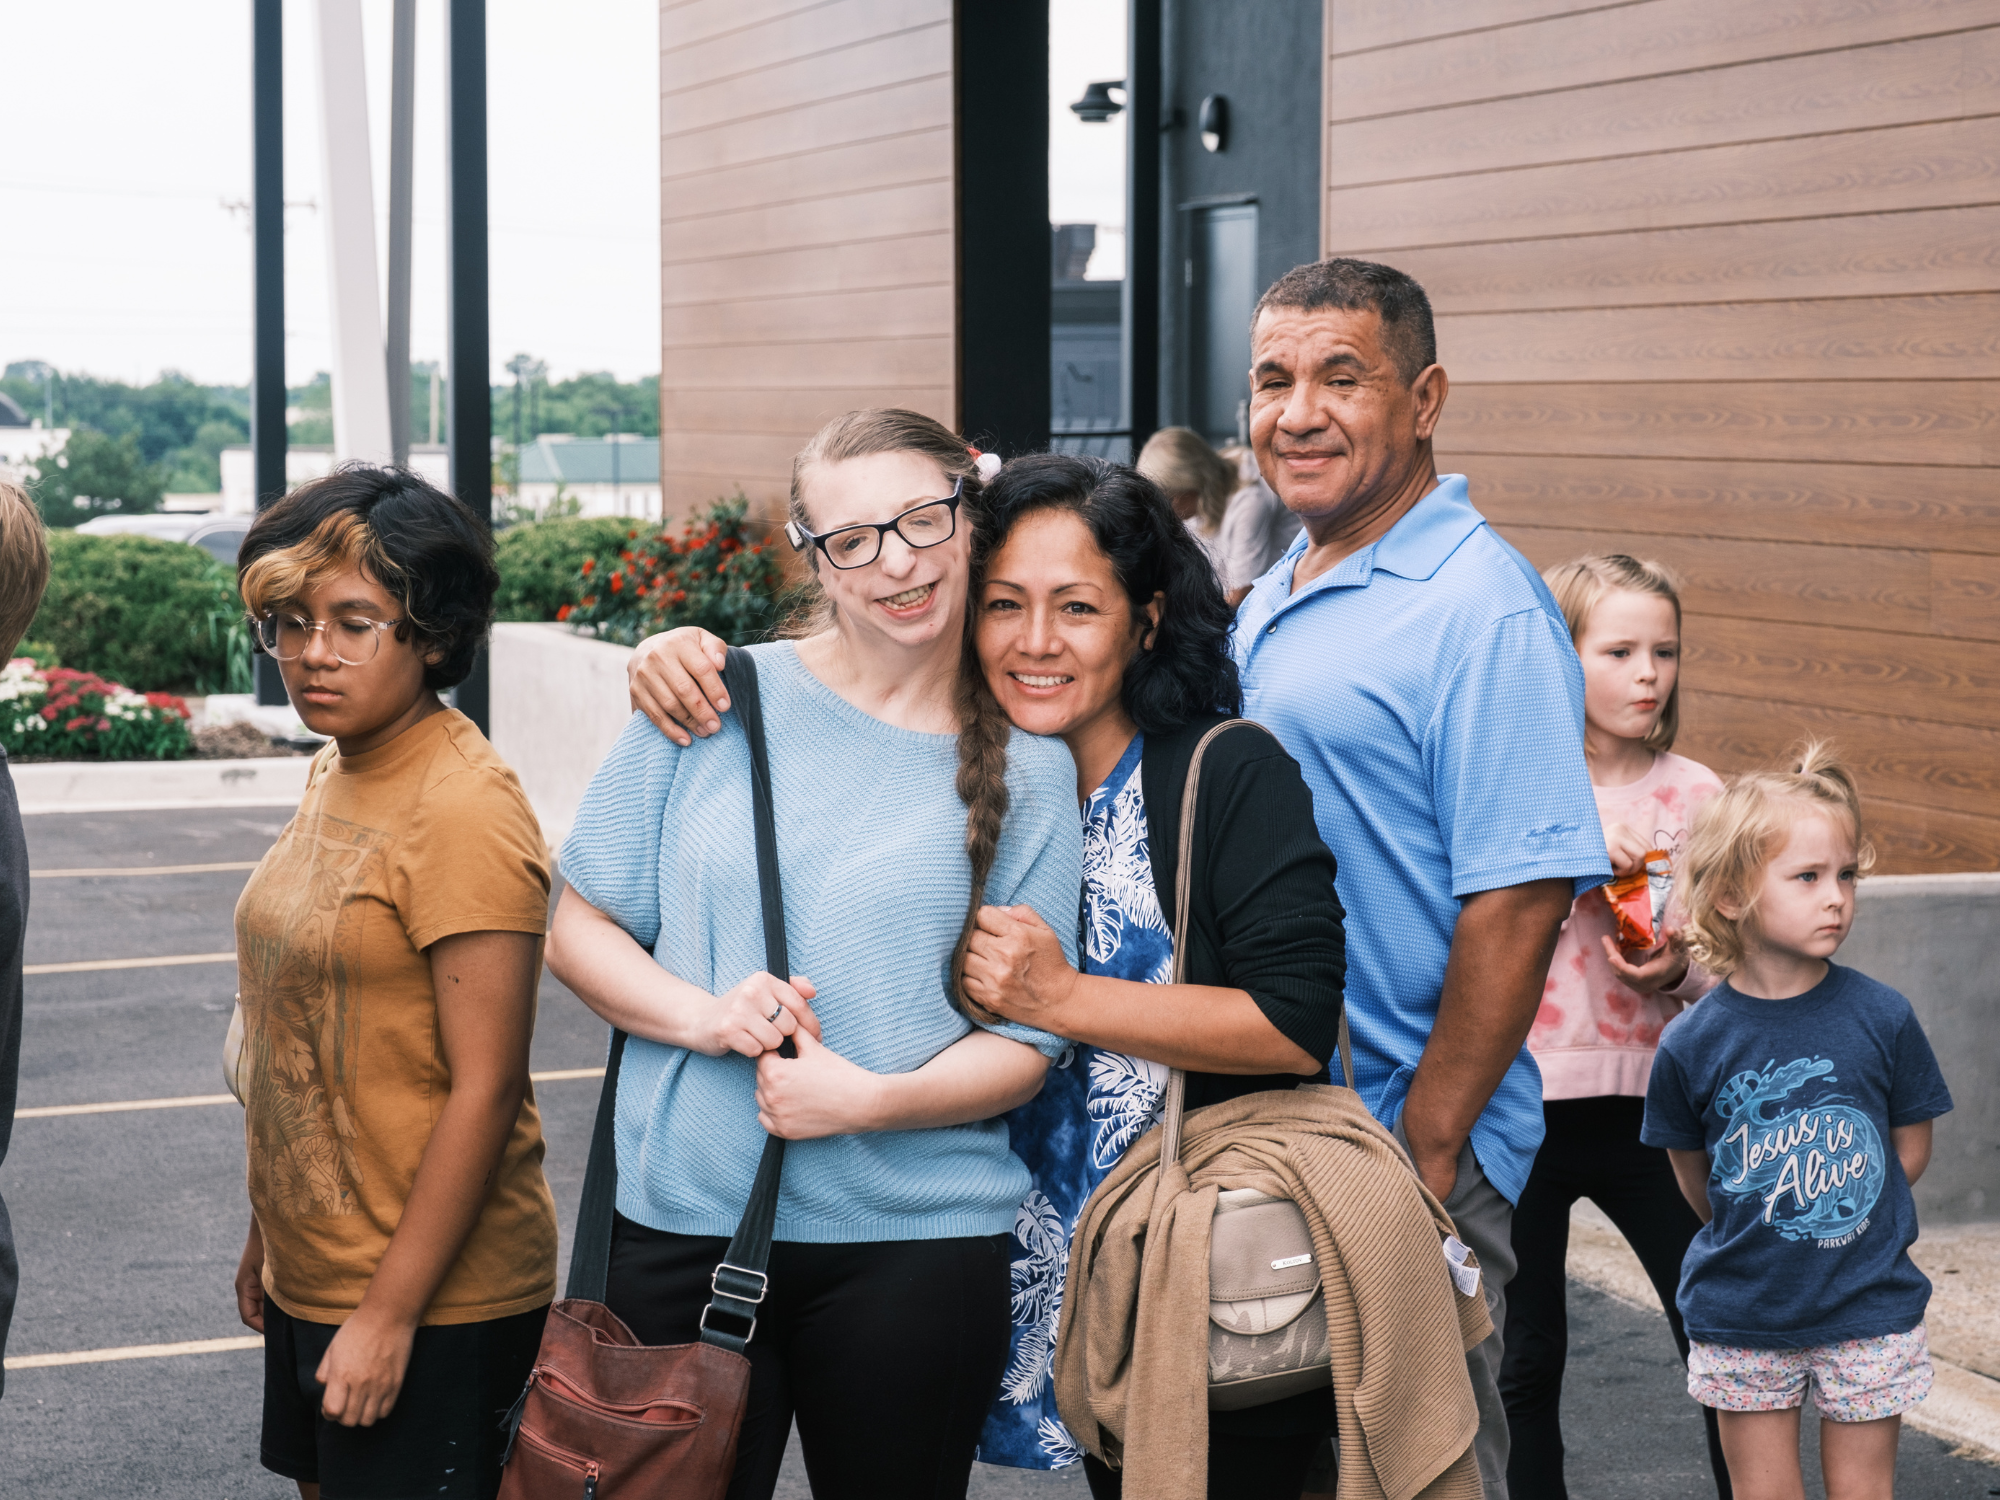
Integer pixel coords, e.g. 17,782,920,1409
545,409,1084,1500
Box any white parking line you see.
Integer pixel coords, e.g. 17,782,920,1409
15,1068,606,1119
24,952,237,976
31,861,262,878
6,1335,264,1370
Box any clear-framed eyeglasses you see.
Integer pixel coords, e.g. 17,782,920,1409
784,476,963,570
252,612,406,666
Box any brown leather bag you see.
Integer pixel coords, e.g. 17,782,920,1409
498,648,791,1500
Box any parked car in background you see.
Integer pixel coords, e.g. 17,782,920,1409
73,513,251,565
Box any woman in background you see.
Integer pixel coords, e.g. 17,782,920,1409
1135,427,1235,578
1212,445,1300,607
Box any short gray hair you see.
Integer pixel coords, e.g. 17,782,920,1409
1254,258,1437,385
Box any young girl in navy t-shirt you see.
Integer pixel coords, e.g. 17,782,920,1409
1643,743,1952,1498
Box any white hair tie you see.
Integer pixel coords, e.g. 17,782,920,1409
971,449,1003,482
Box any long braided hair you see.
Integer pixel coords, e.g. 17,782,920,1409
787,410,1013,1023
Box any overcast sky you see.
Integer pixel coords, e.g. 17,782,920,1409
2,2,1126,390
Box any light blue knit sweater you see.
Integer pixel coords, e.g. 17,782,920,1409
561,641,1084,1243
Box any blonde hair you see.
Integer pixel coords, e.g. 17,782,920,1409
1680,741,1877,976
239,509,396,620
783,408,1006,1023
1136,427,1235,533
0,481,50,661
1542,552,1683,753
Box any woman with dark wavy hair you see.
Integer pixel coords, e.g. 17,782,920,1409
629,451,1347,1498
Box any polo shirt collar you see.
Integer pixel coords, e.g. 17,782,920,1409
1267,474,1481,605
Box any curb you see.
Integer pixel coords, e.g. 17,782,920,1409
10,756,312,814
1566,1203,2000,1464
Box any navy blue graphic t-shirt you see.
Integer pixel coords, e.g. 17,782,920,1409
1642,964,1952,1349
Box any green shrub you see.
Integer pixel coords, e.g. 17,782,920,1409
29,532,253,695
565,496,785,647
0,661,193,761
31,429,164,525
492,516,633,621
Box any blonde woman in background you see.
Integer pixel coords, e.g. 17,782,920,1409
1135,426,1234,577
1214,445,1301,607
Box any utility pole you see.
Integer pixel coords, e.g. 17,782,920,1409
505,353,536,496
252,0,288,707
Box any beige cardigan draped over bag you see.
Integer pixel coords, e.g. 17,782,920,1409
1051,1081,1493,1500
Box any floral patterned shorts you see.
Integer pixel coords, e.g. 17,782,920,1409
1688,1325,1933,1422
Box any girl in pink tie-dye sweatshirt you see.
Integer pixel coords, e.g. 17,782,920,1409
1501,555,1731,1500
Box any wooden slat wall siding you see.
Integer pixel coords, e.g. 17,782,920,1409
1325,0,2000,872
659,0,955,525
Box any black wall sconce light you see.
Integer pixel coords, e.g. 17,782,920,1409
1199,94,1228,152
1070,80,1126,123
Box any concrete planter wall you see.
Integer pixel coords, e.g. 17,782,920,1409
488,622,637,849
1841,874,2000,1226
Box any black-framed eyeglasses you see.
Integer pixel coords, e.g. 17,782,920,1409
251,612,406,666
784,477,963,570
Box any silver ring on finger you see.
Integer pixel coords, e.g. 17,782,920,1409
767,1003,785,1024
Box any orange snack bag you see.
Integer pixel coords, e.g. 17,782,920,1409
1602,849,1672,950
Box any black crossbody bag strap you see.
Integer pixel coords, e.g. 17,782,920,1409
564,647,794,1356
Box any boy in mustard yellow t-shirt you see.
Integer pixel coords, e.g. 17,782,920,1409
231,468,555,1499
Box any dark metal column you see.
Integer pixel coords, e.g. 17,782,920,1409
1123,0,1162,450
446,0,490,734
953,0,1050,458
386,0,416,467
252,0,288,706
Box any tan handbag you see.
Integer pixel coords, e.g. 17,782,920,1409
1153,719,1357,1412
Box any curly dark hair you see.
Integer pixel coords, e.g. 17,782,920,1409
971,452,1241,733
237,464,498,692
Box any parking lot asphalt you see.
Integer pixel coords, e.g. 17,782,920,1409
4,806,1993,1495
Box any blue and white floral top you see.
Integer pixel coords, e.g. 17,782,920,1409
978,734,1172,1470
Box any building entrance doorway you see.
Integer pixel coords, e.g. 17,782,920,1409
1187,201,1257,446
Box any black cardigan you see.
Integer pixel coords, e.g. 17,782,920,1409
1135,714,1347,1111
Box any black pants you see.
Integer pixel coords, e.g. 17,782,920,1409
1081,1430,1326,1500
261,1301,549,1499
606,1213,1012,1500
1500,1096,1731,1500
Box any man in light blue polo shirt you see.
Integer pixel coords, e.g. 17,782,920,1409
1233,259,1609,1498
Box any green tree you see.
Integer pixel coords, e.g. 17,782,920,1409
31,431,164,525
288,372,333,445
163,419,246,493
491,365,658,442
0,367,248,468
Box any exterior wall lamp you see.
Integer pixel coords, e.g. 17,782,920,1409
1070,80,1126,123
1199,94,1228,152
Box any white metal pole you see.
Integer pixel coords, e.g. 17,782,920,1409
313,0,393,464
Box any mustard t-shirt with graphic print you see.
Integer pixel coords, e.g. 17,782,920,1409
236,707,558,1326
